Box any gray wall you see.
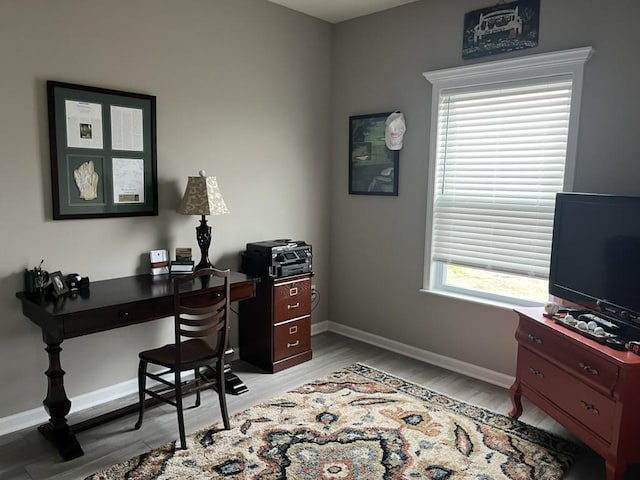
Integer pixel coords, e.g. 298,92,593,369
0,0,331,419
329,0,640,375
3,0,640,425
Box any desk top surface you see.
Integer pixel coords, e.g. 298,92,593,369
17,271,255,317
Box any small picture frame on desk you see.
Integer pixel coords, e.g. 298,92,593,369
50,271,69,297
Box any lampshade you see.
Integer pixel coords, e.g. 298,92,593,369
177,171,230,216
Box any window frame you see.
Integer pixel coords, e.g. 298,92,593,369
422,47,593,306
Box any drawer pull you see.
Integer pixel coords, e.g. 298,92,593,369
580,400,600,415
289,325,298,335
119,311,129,319
529,367,544,378
287,340,300,348
527,334,543,344
289,287,298,296
579,362,599,375
287,302,300,310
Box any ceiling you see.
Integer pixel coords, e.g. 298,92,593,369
266,0,419,24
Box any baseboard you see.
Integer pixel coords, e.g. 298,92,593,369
0,371,193,437
0,376,139,437
326,321,515,389
0,320,512,436
311,319,330,336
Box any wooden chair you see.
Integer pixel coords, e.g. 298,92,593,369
134,267,231,449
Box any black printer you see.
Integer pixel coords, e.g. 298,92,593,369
241,239,312,278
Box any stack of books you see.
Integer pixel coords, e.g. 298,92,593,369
170,248,194,275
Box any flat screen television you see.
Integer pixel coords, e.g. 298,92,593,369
549,192,640,339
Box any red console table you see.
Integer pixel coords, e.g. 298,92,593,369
510,307,640,480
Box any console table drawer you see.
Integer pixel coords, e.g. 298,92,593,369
517,318,618,394
273,277,311,322
519,347,616,443
64,298,173,337
274,316,310,361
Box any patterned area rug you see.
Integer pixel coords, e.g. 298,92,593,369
86,363,581,479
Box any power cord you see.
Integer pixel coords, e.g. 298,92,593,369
311,286,320,311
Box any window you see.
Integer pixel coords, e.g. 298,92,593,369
423,47,593,306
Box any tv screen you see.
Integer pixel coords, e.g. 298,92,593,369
549,192,640,329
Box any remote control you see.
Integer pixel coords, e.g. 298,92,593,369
578,313,618,329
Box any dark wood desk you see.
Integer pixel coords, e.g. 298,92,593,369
16,271,256,461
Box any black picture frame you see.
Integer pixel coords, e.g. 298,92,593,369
462,0,540,60
47,81,158,220
349,112,399,196
49,271,69,297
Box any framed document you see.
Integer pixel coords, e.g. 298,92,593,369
47,81,158,219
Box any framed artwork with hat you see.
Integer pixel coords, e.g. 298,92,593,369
349,112,402,196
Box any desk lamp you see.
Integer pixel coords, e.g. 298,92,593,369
177,171,230,270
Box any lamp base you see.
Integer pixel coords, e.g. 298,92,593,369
195,259,213,270
195,215,213,270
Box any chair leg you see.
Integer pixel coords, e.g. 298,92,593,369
216,362,230,430
134,360,147,430
175,369,187,449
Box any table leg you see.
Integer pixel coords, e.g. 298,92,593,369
508,379,523,419
39,335,83,460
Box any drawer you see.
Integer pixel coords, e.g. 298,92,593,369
273,277,311,322
518,347,616,443
274,316,311,361
64,297,173,338
516,319,619,395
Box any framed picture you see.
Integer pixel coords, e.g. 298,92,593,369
462,0,540,60
49,271,69,297
349,112,399,196
47,81,158,219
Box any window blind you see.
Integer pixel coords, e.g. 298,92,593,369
432,78,573,279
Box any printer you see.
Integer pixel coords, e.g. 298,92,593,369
241,239,312,278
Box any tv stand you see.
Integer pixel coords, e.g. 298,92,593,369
510,307,640,480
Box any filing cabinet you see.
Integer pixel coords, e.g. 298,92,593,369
239,273,312,372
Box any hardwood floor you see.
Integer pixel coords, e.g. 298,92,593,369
0,332,621,479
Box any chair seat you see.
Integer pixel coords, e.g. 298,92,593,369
139,338,218,369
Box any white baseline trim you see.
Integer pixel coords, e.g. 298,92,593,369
0,377,139,437
327,321,515,389
0,321,511,436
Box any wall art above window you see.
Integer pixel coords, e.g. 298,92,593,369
462,0,540,60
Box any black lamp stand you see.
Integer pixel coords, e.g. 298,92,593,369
195,214,213,270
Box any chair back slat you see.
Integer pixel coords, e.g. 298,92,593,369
179,323,225,338
180,296,226,315
172,268,231,361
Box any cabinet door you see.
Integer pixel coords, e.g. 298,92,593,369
273,277,311,322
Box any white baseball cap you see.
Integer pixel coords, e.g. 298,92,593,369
385,112,406,150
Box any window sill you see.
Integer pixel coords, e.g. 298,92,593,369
419,287,544,312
